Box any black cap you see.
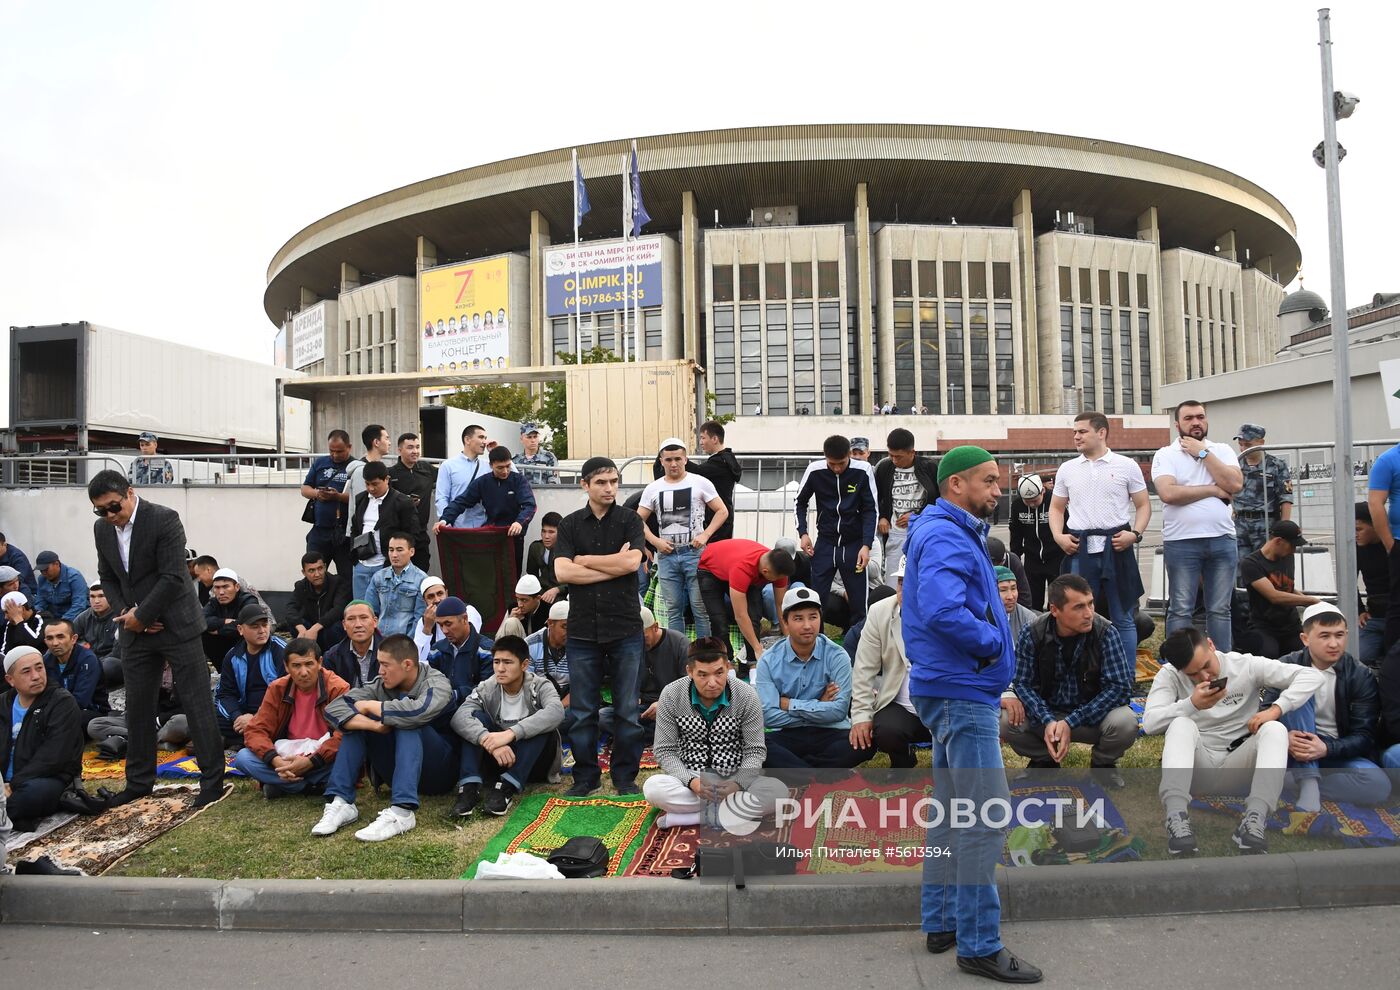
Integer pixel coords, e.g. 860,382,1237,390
1270,520,1308,547
580,456,617,480
237,603,269,625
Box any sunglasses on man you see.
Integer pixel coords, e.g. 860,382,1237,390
92,499,125,517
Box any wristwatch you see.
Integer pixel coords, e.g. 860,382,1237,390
1132,529,1143,543
1196,448,1209,460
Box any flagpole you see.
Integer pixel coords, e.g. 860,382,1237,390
632,140,641,362
572,149,582,366
621,151,630,362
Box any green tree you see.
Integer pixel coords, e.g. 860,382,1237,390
444,382,535,423
705,391,736,427
537,346,621,459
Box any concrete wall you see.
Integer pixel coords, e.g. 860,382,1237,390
335,277,417,376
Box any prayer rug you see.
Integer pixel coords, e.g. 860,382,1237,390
784,777,928,875
558,743,659,774
81,746,206,780
1001,781,1142,866
1189,795,1400,848
624,817,790,878
437,527,516,634
155,750,245,778
466,794,655,879
8,782,234,875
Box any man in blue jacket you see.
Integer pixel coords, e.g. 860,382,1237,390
32,551,89,622
903,446,1042,984
216,603,288,747
42,618,109,730
795,435,877,625
436,445,536,575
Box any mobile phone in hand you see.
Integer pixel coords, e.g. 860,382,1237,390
1208,676,1228,691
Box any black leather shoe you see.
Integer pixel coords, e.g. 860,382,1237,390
192,782,227,809
926,931,956,954
956,949,1043,983
99,787,152,809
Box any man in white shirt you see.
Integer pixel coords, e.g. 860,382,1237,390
637,439,729,637
1144,626,1323,856
343,424,390,546
1151,401,1244,649
1050,411,1151,660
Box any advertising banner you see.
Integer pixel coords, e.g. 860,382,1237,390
419,257,512,372
544,236,663,317
291,303,326,369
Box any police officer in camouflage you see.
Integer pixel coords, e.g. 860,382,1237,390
1233,424,1293,557
127,432,174,486
516,423,557,486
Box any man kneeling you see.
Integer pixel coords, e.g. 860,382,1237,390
644,637,787,829
1144,627,1323,856
312,634,455,842
232,638,350,799
449,635,564,818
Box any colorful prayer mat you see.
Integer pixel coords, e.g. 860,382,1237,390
784,777,928,875
1190,795,1400,848
82,748,244,780
155,750,245,778
1130,695,1148,736
8,782,233,875
624,817,790,878
466,794,655,879
559,742,659,774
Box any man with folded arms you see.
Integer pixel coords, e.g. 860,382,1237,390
312,634,455,842
232,638,350,799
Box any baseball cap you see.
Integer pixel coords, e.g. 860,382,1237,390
548,600,570,621
3,645,40,674
640,606,657,628
515,574,543,596
138,431,158,443
782,586,823,616
1270,520,1308,546
892,556,906,579
212,567,240,584
420,575,445,595
1234,424,1266,442
0,566,20,584
35,550,59,567
658,437,688,453
1301,601,1345,626
774,536,799,558
236,603,268,625
849,436,871,451
520,422,541,435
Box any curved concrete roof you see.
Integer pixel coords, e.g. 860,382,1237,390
1279,288,1328,316
264,123,1300,325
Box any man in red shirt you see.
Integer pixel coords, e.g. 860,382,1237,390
697,540,796,673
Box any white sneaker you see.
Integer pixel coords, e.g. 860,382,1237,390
355,806,417,842
311,797,359,837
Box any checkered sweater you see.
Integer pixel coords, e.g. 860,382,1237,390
652,677,767,789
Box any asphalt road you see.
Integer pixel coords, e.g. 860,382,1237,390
1,906,1394,988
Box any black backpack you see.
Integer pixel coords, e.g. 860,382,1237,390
547,836,609,878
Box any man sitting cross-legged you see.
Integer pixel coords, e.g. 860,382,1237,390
1144,626,1324,856
449,635,564,818
849,560,932,768
1267,603,1391,811
1005,574,1137,786
232,638,350,799
644,637,788,828
756,587,873,770
312,634,456,842
215,604,288,748
1,646,84,830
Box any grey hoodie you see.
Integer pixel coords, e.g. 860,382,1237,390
324,663,451,731
451,671,564,744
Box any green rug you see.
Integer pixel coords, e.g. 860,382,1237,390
466,794,656,879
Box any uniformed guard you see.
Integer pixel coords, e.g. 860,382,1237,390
515,422,557,486
127,431,174,485
1233,423,1293,556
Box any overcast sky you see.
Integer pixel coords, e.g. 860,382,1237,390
2,0,1395,422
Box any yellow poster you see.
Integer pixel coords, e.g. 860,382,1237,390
418,257,511,372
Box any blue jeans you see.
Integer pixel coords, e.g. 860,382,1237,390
1359,615,1386,666
657,545,708,636
912,696,1009,959
598,705,656,744
1164,535,1237,650
567,633,644,786
232,746,334,794
1068,553,1138,660
457,711,553,790
325,725,457,809
352,562,378,602
1279,699,1392,805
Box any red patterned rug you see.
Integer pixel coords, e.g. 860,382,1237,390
624,817,791,878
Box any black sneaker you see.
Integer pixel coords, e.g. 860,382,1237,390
566,779,600,797
612,776,640,796
451,783,481,817
1164,811,1198,857
484,781,517,816
1233,809,1268,854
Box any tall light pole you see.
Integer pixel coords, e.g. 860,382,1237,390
1318,8,1359,633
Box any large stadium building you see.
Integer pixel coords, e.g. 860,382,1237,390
265,123,1298,438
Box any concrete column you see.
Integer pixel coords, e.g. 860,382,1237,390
1011,189,1039,414
1139,208,1166,410
1136,208,1160,249
681,191,699,362
1253,254,1275,280
340,263,360,292
416,237,437,273
1215,230,1237,263
529,211,551,367
298,286,319,309
854,183,875,414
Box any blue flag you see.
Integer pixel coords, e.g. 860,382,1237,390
630,144,650,237
574,154,591,232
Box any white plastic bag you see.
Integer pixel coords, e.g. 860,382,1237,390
274,735,328,758
474,851,565,880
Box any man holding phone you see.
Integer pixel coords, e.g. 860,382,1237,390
1144,627,1324,856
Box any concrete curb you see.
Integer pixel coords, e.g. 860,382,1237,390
3,848,1399,933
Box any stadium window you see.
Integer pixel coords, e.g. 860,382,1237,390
1059,266,1072,301
918,261,938,298
739,264,760,302
1098,270,1111,304
892,260,913,298
1137,273,1150,310
817,261,840,299
943,261,962,299
765,262,785,300
992,262,1012,300
713,265,734,303
1117,271,1129,307
791,262,812,298
1079,268,1092,301
968,263,987,300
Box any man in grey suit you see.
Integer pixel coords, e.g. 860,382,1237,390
88,470,225,806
